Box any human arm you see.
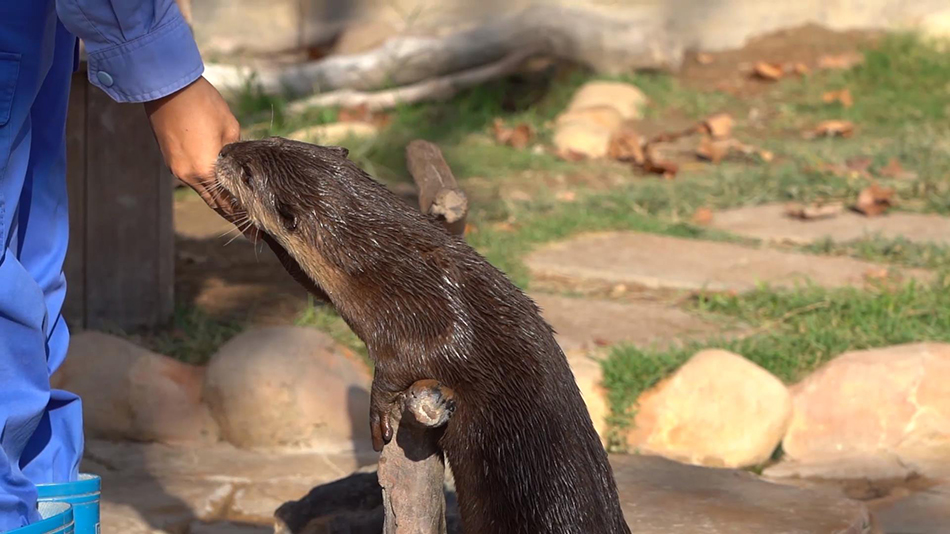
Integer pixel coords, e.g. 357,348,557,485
55,0,244,223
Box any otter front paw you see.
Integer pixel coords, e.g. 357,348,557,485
370,387,399,452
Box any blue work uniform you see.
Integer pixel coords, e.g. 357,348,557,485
0,1,203,529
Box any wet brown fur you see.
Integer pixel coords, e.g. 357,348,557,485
214,137,630,534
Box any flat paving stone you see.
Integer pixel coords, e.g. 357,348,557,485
613,454,879,533
531,293,723,352
525,232,932,293
709,203,950,245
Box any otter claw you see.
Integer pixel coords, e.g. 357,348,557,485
371,409,394,452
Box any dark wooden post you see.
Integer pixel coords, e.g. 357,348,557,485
63,60,174,331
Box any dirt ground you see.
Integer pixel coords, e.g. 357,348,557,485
170,24,880,329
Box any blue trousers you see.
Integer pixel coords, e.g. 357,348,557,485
0,2,84,530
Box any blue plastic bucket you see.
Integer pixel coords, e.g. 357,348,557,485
35,475,99,534
7,502,74,534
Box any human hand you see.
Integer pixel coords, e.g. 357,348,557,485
145,77,257,240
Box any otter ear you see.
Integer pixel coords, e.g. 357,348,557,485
325,145,350,159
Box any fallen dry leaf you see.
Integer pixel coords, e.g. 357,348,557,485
702,113,734,139
556,147,587,162
792,62,810,76
822,89,854,108
692,207,714,225
491,221,518,232
338,103,391,128
696,137,731,163
854,183,895,217
809,120,855,138
879,158,917,180
609,284,628,298
556,190,577,202
696,53,714,65
608,128,645,164
817,52,864,71
463,223,478,235
758,149,775,162
753,62,784,81
784,201,844,220
642,145,679,179
492,118,534,149
846,156,873,173
863,267,892,283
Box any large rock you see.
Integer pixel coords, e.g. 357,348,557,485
564,81,649,121
51,332,220,444
552,81,647,158
709,203,950,246
871,482,950,534
565,351,610,444
627,350,791,468
613,454,880,533
531,293,722,352
272,455,878,534
780,342,950,474
526,231,933,292
203,326,373,451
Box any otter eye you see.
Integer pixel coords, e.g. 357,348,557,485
240,164,253,186
275,201,297,231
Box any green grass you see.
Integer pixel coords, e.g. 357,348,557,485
804,235,950,271
137,306,244,365
777,33,950,130
602,278,950,449
295,298,370,367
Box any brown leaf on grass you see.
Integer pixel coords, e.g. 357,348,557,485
808,120,855,138
863,267,892,284
556,147,587,162
753,62,784,81
639,145,678,179
792,62,810,76
696,53,714,65
338,104,391,127
817,52,864,70
879,158,917,180
463,223,478,235
854,183,895,217
701,113,734,139
822,89,854,108
696,137,731,163
608,128,645,164
846,156,873,173
492,118,534,149
784,201,844,220
692,207,714,225
556,190,577,202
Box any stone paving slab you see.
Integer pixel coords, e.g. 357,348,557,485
525,232,933,293
530,293,724,352
709,203,950,245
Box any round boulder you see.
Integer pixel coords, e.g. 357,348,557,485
627,349,791,468
52,332,220,444
203,326,372,451
782,342,950,471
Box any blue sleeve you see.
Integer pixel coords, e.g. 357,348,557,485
55,0,204,103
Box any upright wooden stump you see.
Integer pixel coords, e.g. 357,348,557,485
63,62,174,330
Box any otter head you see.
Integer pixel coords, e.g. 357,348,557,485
213,137,352,246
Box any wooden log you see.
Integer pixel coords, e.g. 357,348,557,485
378,380,456,534
203,4,681,98
285,49,536,113
405,141,468,236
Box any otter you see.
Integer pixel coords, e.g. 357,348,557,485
214,137,630,534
